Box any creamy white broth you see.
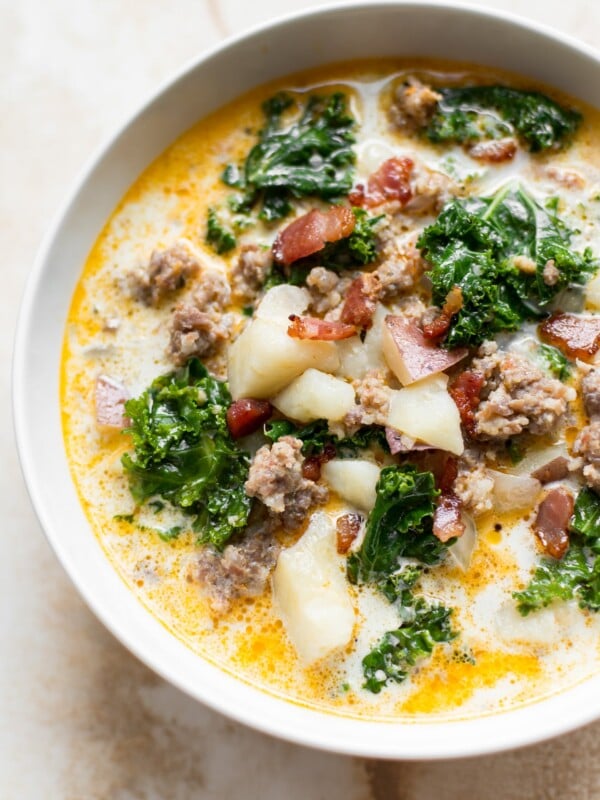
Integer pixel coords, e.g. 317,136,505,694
62,60,600,720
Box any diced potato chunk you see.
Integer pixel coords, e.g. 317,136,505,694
387,374,464,455
336,304,387,380
321,459,380,510
272,512,355,664
272,369,355,423
228,320,339,400
255,284,310,323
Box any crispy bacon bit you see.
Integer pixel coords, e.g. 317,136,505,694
438,456,459,494
226,398,273,439
422,285,464,340
433,493,465,543
540,312,600,362
287,315,357,341
95,374,129,429
449,370,485,437
531,456,570,485
349,157,414,208
533,487,574,559
468,137,518,163
272,206,355,265
336,513,363,554
340,275,377,329
301,443,336,481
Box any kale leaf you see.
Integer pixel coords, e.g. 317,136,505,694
264,417,389,459
347,465,446,583
362,599,456,693
418,184,596,347
539,344,571,381
206,207,236,254
514,488,600,615
223,91,356,221
425,85,581,152
122,358,252,548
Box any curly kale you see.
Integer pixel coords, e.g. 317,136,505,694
418,184,596,347
539,344,571,381
514,488,600,615
264,417,389,458
206,207,236,254
223,91,357,221
122,359,251,548
425,85,581,152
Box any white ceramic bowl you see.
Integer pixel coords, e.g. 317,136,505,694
14,1,600,759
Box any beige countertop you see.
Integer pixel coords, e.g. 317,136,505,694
2,1,600,797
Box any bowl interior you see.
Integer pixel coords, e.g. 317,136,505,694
13,1,600,759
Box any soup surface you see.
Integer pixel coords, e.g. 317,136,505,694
62,60,600,720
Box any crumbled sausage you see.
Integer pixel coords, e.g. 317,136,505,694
542,259,560,287
574,419,600,492
245,436,328,530
469,342,574,441
467,137,517,163
581,369,600,417
193,521,280,615
307,267,353,315
168,271,232,365
404,164,454,216
366,228,426,302
230,244,272,302
345,369,392,428
454,450,494,516
130,242,201,306
390,77,441,130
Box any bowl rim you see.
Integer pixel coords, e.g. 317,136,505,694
13,0,600,760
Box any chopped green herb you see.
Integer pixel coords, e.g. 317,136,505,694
222,92,357,221
122,358,251,548
425,85,581,152
157,525,183,543
242,305,254,317
418,184,596,347
362,599,456,693
515,488,600,614
506,439,524,465
539,343,571,381
206,207,236,254
113,513,135,524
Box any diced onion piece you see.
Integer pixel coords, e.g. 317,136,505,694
586,272,600,310
448,512,477,571
489,470,541,513
272,369,355,423
228,320,339,399
321,459,380,511
272,512,355,664
509,442,569,477
386,374,464,455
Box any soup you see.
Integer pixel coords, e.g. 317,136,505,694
62,60,600,720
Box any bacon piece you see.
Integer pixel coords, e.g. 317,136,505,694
540,312,600,362
301,442,336,481
349,157,414,208
533,487,574,559
468,137,517,163
336,513,363,554
226,398,273,439
449,370,485,438
95,374,129,429
383,315,468,385
272,206,355,265
287,315,357,341
433,493,465,542
340,275,377,330
438,456,458,494
531,456,570,485
422,286,464,340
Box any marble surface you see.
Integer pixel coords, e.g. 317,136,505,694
3,0,600,797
